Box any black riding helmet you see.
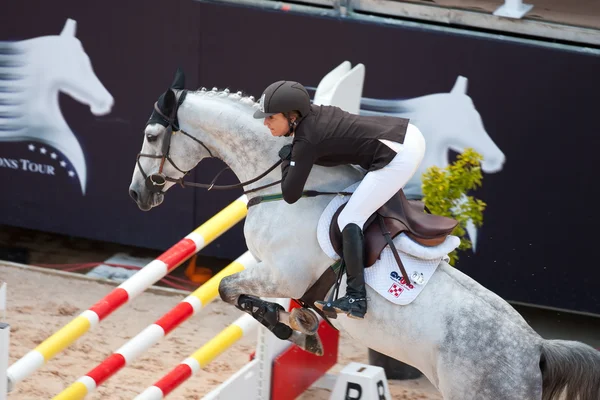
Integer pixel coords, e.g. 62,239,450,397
253,80,311,119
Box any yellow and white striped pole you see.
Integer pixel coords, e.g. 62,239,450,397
52,252,255,400
7,195,248,389
134,314,258,400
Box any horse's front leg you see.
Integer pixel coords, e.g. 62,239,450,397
218,261,323,355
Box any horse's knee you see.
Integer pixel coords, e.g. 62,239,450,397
218,276,238,304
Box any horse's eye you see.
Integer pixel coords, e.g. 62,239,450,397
146,134,158,143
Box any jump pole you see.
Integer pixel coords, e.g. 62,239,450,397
134,313,260,400
135,299,339,400
53,251,257,400
0,282,8,400
6,195,249,391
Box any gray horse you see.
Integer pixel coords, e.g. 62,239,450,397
129,69,600,400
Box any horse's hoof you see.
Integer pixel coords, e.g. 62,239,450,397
303,334,324,356
290,332,324,356
290,308,319,335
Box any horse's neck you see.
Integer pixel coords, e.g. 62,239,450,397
178,91,362,196
178,92,290,194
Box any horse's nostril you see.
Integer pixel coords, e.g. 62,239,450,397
129,189,139,202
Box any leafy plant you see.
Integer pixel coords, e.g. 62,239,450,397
421,148,487,265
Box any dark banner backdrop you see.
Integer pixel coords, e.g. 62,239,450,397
0,0,246,259
1,0,599,315
193,3,600,315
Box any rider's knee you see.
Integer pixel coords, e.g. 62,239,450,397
337,212,366,232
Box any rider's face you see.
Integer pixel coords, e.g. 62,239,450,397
264,113,290,137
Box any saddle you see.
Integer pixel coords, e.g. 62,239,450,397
329,189,458,268
296,188,458,325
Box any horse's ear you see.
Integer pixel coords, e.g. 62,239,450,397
61,19,77,37
171,67,186,90
450,76,468,94
162,89,177,115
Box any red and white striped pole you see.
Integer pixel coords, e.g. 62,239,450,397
53,251,256,400
7,195,248,390
134,314,258,400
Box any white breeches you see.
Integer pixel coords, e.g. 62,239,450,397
337,123,426,231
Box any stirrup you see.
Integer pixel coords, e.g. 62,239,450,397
314,300,340,319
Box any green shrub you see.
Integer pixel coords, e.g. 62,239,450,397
421,148,487,265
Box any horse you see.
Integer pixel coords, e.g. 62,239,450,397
0,18,114,194
128,68,600,400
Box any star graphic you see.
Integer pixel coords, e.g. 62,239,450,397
60,161,67,168
50,153,57,159
68,171,75,177
40,147,47,155
28,144,35,151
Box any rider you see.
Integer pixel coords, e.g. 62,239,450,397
253,80,426,319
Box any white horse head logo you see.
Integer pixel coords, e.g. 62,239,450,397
314,62,506,251
0,18,114,194
359,76,506,198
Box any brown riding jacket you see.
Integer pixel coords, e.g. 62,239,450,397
281,104,409,204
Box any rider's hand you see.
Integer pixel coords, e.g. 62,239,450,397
278,144,293,161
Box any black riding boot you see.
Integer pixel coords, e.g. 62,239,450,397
316,223,367,319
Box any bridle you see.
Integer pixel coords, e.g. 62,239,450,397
136,90,283,195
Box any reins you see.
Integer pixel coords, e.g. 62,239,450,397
137,90,353,203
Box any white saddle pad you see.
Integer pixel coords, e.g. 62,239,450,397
317,183,460,305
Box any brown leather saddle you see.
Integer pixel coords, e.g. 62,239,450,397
297,189,458,324
329,188,458,268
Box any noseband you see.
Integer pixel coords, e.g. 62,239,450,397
136,90,282,195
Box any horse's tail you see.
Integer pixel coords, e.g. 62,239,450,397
540,339,600,400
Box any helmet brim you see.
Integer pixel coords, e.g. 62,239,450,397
253,109,277,119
